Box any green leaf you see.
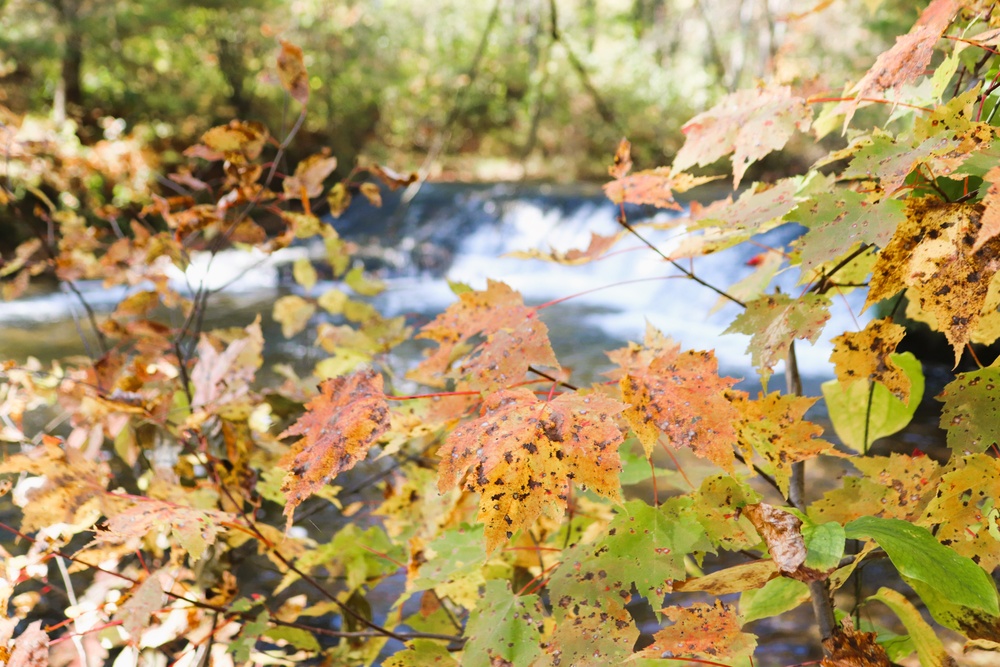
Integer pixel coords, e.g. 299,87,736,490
463,580,543,667
795,190,905,272
938,367,1000,453
414,524,488,589
385,639,460,667
870,587,955,667
802,520,845,571
845,516,999,617
724,292,830,386
822,352,924,452
262,626,321,652
552,498,710,602
229,610,269,662
740,577,810,623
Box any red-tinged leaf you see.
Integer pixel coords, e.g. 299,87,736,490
842,0,959,127
604,167,717,210
409,280,558,391
505,231,622,265
279,370,390,528
830,318,910,401
6,620,48,667
283,152,337,200
866,199,1000,365
673,84,812,187
974,167,1000,252
822,618,893,667
608,138,633,179
437,388,625,552
116,572,167,641
921,454,1000,572
277,40,309,105
725,292,831,385
636,600,757,663
608,324,741,470
190,318,264,412
733,392,837,497
195,120,269,162
368,163,417,189
743,502,824,582
99,498,233,560
795,190,905,272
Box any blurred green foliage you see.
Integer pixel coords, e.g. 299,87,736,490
0,0,924,180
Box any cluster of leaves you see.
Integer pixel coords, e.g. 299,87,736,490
4,1,1000,665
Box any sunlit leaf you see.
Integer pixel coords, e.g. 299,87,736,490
637,601,757,663
277,40,309,105
279,370,390,528
506,232,622,265
437,388,625,552
609,324,741,469
463,580,543,667
674,85,812,187
830,318,909,401
871,587,957,667
283,152,337,200
725,292,830,385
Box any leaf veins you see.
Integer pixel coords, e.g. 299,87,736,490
608,324,741,470
437,388,625,552
830,318,910,401
279,369,390,529
408,280,559,392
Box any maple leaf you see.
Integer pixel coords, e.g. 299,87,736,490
725,292,831,385
809,453,940,525
938,367,1000,454
691,474,762,551
830,318,910,401
922,454,1000,572
190,120,269,163
0,437,109,535
98,497,234,560
283,152,338,200
437,388,625,552
505,231,622,265
842,0,959,127
974,167,1000,252
277,40,309,105
279,369,390,528
795,190,905,272
822,618,893,667
409,280,559,392
743,503,825,582
671,179,800,257
547,597,637,666
190,318,264,413
603,166,719,210
866,199,1000,365
549,498,711,602
733,392,837,497
462,580,544,667
636,600,757,663
607,324,741,470
673,84,812,187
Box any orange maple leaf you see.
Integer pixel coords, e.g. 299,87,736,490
408,280,559,392
842,0,959,127
608,325,741,471
437,388,625,552
637,600,757,662
279,369,390,528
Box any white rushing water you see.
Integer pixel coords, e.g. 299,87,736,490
0,185,867,381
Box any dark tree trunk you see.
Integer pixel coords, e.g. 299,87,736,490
217,35,252,119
